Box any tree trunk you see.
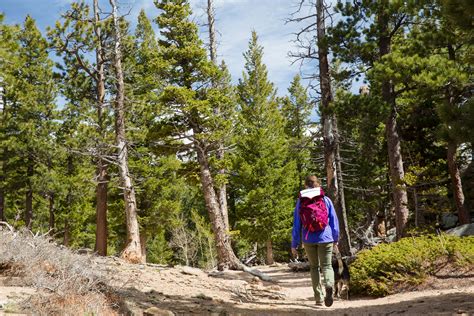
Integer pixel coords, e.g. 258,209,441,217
0,173,4,222
110,0,143,263
207,0,218,66
447,141,469,224
195,141,241,270
378,8,409,240
25,162,33,230
63,219,70,246
207,0,229,232
48,192,55,235
95,163,108,256
334,122,351,254
93,0,108,257
64,156,73,247
266,239,274,265
316,0,351,255
445,44,469,225
140,230,147,263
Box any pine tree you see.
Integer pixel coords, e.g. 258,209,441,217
49,1,113,254
234,31,297,264
281,75,313,191
0,14,19,223
2,16,57,230
153,0,241,270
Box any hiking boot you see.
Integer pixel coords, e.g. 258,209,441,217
324,286,333,307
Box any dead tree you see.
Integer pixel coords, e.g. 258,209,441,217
288,0,352,256
110,0,143,263
206,0,230,232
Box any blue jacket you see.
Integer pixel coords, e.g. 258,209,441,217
291,194,339,248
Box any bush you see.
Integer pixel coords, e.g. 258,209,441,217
350,234,474,297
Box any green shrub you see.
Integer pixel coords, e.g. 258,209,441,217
350,234,474,297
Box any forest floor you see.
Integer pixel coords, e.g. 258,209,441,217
1,255,473,315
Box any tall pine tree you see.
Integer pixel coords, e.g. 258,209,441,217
234,31,296,264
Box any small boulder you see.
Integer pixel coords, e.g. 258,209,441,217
143,307,175,316
446,223,474,237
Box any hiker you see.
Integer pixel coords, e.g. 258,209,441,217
291,175,339,307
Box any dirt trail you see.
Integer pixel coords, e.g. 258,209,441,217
94,257,474,315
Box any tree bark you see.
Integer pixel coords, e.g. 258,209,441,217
447,141,469,224
95,162,108,255
110,0,143,263
0,172,4,222
63,219,70,246
140,230,147,263
195,141,241,270
266,239,274,265
64,155,73,247
25,161,33,230
316,0,351,255
207,0,229,232
93,0,108,257
48,192,55,235
378,7,409,240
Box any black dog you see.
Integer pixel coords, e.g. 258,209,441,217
332,253,350,300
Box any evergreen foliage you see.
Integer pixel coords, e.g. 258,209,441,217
350,235,474,297
233,31,297,260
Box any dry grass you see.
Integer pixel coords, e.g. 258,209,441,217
0,224,118,315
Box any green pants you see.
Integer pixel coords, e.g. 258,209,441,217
303,242,334,302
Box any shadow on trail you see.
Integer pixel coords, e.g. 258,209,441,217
117,285,474,315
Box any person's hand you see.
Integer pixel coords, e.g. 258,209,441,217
291,247,298,258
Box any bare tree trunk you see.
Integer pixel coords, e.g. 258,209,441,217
378,8,409,240
266,239,274,265
0,173,4,222
207,0,217,66
207,0,229,232
93,0,108,257
447,141,469,224
95,163,108,255
63,219,70,246
48,192,55,235
110,0,143,263
140,231,147,263
64,156,73,247
316,0,351,255
334,122,351,253
195,141,241,270
413,188,420,227
25,162,33,230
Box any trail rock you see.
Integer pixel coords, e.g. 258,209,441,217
179,266,205,277
143,307,175,316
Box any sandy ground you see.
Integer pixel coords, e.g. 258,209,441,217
93,257,474,316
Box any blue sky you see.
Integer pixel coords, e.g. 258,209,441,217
1,0,321,97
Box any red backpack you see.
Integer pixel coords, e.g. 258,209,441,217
298,188,329,237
